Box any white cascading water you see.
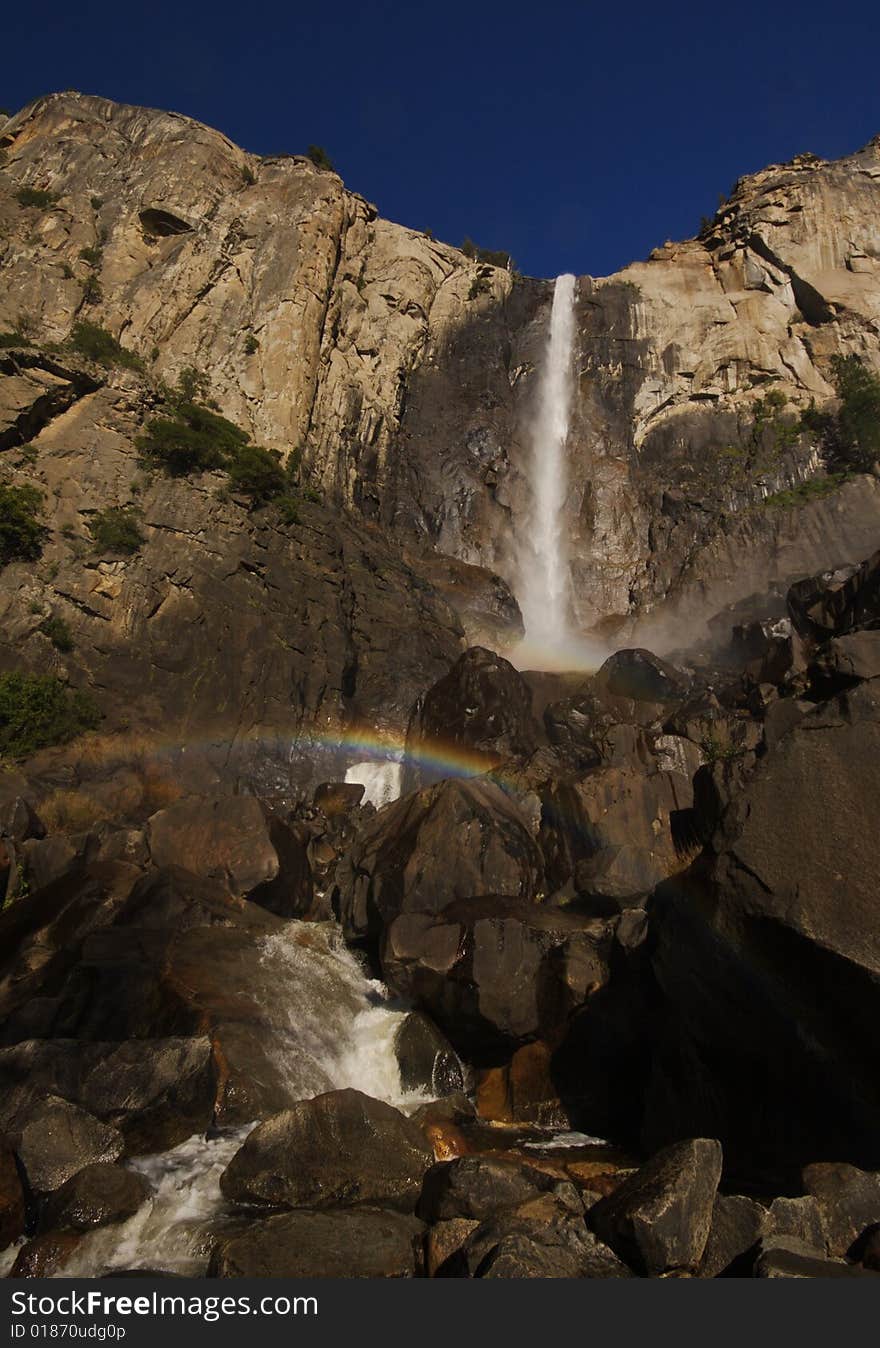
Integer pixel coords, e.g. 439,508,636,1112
516,272,578,664
4,923,429,1278
344,759,402,808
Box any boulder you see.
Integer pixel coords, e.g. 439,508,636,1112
405,646,540,782
146,795,313,916
0,772,45,843
450,1207,633,1279
0,1139,26,1246
647,679,880,1179
220,1090,433,1213
334,778,544,945
0,1038,217,1156
14,1097,123,1194
540,766,692,902
753,1235,877,1279
699,1193,766,1277
42,1162,151,1232
393,1012,465,1098
766,1195,826,1250
381,897,610,1058
596,649,691,706
787,550,880,641
476,1040,567,1126
587,1138,722,1276
426,1218,482,1276
416,1156,557,1223
209,1209,426,1278
10,1230,82,1278
809,630,880,693
802,1162,880,1257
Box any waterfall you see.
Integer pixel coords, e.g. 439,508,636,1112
344,759,402,808
517,272,578,660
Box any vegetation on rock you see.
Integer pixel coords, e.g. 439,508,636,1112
0,483,46,566
14,186,57,209
461,237,514,270
306,145,334,171
0,671,100,759
89,505,145,555
802,355,880,474
38,615,74,652
68,322,142,370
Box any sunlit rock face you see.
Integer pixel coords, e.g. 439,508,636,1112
4,95,880,658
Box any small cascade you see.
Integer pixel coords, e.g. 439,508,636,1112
38,923,426,1278
344,758,402,808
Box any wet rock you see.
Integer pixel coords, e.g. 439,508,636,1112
147,796,312,916
221,1089,432,1213
587,1138,722,1275
0,1038,217,1156
0,1140,26,1246
476,1040,567,1126
381,897,610,1058
699,1194,766,1277
802,1161,880,1257
393,1012,465,1098
312,782,365,818
416,1156,557,1223
10,1229,82,1278
42,1163,151,1232
405,647,539,781
809,630,880,693
335,778,544,946
15,1097,123,1194
210,1208,426,1278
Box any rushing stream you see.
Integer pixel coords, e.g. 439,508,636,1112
1,922,431,1278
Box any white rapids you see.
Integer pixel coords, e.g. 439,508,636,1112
36,923,429,1278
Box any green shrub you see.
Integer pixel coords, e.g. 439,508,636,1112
241,166,256,187
90,195,104,211
80,273,102,304
176,366,210,404
0,671,100,759
137,401,249,475
276,494,300,525
804,355,880,473
89,505,145,555
227,443,287,503
0,483,46,566
68,322,143,370
762,473,850,509
78,245,103,268
307,145,334,171
39,615,73,652
15,186,57,209
61,262,74,280
461,237,514,270
244,333,259,355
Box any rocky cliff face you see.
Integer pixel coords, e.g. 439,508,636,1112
3,93,880,660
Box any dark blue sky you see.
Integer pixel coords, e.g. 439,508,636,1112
4,1,879,278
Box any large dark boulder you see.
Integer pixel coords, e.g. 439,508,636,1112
147,795,313,917
596,649,691,706
699,1193,766,1277
0,1139,26,1246
0,1038,216,1156
587,1138,722,1276
42,1162,151,1232
448,1203,633,1278
12,1097,123,1194
393,1011,465,1098
417,1156,557,1223
381,897,611,1059
334,778,544,946
220,1089,433,1213
209,1209,426,1278
787,549,880,641
646,679,880,1180
405,646,540,783
802,1162,880,1258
